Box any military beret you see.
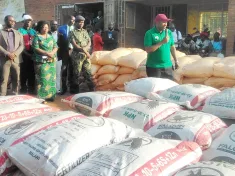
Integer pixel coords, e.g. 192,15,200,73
75,15,85,22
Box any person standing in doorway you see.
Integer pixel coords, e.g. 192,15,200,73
103,22,118,51
69,15,95,93
49,20,62,93
0,15,24,96
93,11,104,31
169,23,182,49
93,28,103,52
58,15,75,95
18,14,37,94
144,14,179,80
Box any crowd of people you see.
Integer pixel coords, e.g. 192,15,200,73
0,13,119,101
0,12,225,102
170,23,224,58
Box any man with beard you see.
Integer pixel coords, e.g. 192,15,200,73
18,14,36,94
58,15,75,95
102,22,118,50
144,14,179,80
69,15,94,93
49,20,61,93
0,15,24,96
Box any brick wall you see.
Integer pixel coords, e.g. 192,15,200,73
226,0,235,56
24,0,97,21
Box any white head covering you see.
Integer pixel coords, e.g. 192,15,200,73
23,14,33,21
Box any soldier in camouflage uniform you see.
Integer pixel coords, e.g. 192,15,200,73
69,15,95,93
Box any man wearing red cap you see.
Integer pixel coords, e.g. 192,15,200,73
144,14,179,80
195,32,211,55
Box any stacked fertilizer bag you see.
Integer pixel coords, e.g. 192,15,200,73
90,48,147,91
197,87,235,121
0,95,59,128
4,114,149,175
0,95,62,175
123,78,228,148
0,111,86,175
3,77,235,175
61,91,144,116
66,137,202,176
201,124,235,164
173,55,202,84
176,55,235,89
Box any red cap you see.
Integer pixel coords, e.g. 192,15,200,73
200,32,209,37
155,14,172,22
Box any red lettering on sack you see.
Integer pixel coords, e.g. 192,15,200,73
130,141,200,176
0,95,33,104
0,107,58,123
143,107,180,131
194,118,227,150
207,118,227,133
190,90,219,107
96,96,144,115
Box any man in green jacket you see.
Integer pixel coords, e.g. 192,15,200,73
144,14,179,80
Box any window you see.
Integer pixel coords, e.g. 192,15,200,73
199,11,228,37
126,3,136,29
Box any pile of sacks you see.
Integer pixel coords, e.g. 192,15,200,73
90,48,147,91
61,78,235,175
1,90,203,176
91,48,187,91
175,55,235,89
3,77,235,175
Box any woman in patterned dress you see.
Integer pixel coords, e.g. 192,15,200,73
32,21,58,101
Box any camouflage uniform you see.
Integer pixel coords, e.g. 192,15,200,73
69,28,95,93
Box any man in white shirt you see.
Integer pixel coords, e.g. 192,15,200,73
169,23,182,49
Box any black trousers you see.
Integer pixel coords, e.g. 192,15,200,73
146,66,173,80
61,51,73,92
20,53,35,93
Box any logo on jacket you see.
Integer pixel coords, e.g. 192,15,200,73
155,36,159,40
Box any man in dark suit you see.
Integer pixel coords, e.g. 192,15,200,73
0,15,24,96
103,22,118,51
58,15,75,95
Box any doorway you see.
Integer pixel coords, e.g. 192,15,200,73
74,2,104,30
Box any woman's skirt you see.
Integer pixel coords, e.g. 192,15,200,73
34,62,56,100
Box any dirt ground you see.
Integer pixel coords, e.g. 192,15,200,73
45,93,75,111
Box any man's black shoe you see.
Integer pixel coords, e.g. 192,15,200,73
60,90,67,95
70,89,79,94
45,98,55,102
